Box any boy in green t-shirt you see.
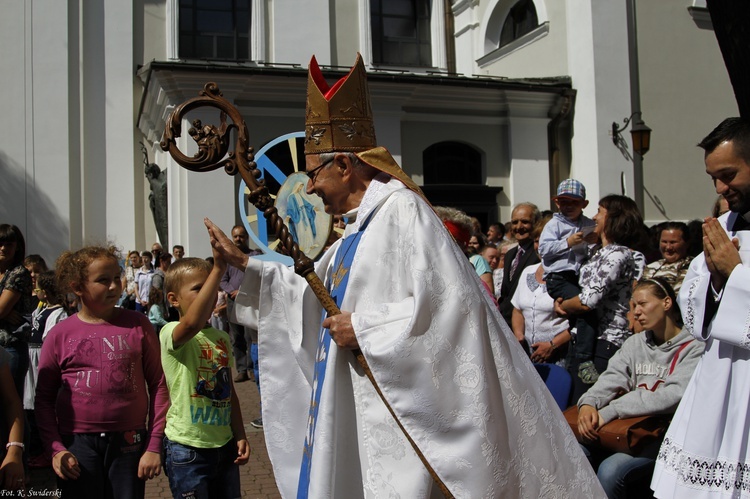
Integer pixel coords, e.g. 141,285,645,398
161,254,250,498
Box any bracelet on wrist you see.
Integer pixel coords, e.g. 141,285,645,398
549,340,556,350
5,441,24,451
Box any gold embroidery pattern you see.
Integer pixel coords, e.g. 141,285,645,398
331,261,349,290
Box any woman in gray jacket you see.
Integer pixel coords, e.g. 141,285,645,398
576,277,704,498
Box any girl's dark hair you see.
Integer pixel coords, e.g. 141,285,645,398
0,224,26,268
23,254,48,272
148,286,163,307
56,246,119,294
470,232,488,253
37,270,64,306
599,195,644,247
635,276,683,327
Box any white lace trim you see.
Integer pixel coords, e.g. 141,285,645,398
684,279,699,337
657,436,750,494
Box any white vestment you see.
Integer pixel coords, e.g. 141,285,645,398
234,175,603,498
652,211,750,498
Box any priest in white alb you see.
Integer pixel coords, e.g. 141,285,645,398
206,54,604,498
652,117,750,498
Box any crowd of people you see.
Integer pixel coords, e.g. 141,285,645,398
0,226,254,498
2,53,749,499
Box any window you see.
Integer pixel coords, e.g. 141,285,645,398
423,142,482,185
179,0,250,60
371,0,432,67
499,0,538,48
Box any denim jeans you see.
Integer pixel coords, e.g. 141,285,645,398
5,343,29,400
597,452,656,498
59,430,146,499
164,437,240,499
250,341,260,395
581,440,660,498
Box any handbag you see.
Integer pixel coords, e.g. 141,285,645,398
564,405,668,455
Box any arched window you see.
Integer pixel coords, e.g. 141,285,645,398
499,0,538,48
423,142,482,185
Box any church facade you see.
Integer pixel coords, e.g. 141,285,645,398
1,0,735,261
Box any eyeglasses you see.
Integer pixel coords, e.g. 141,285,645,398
306,158,334,184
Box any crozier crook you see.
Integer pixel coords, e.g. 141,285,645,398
159,82,340,317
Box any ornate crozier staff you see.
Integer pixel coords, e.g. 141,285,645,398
160,82,453,498
160,82,337,314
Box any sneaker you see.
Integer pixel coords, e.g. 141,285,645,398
250,418,263,428
578,361,600,385
234,372,250,383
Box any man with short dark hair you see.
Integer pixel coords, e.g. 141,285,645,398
172,245,184,260
652,117,750,497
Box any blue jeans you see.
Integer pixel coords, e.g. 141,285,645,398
5,343,29,400
59,430,146,499
164,437,240,499
251,341,260,396
597,452,655,498
581,442,659,499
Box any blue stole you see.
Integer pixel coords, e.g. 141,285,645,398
296,223,367,498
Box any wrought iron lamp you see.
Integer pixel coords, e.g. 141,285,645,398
612,112,652,156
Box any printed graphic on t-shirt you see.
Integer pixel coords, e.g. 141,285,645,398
189,337,232,427
68,334,138,398
193,337,231,401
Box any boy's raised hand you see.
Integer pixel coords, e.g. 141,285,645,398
205,218,249,270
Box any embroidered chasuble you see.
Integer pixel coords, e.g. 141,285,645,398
232,174,604,498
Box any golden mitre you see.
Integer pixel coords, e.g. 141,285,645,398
305,53,424,198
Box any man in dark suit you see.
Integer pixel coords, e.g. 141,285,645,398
498,202,541,328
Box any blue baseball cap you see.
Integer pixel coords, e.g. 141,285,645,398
554,179,586,200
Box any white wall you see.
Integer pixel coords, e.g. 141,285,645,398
637,0,736,222
271,0,332,65
0,1,72,264
565,0,632,214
